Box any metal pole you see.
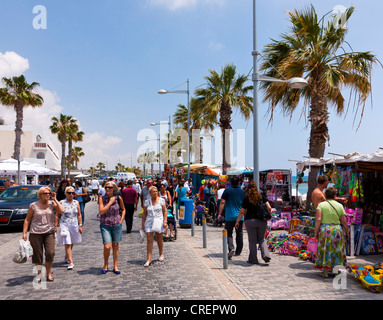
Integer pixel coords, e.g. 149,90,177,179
187,79,191,181
191,210,195,236
168,115,171,174
222,229,228,269
252,0,259,187
158,134,161,177
202,218,207,248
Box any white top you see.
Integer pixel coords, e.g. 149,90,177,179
59,199,79,224
144,197,165,228
133,183,141,193
217,188,225,199
90,180,99,189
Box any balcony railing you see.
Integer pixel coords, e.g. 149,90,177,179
34,143,47,149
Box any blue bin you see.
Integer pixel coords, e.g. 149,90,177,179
178,198,194,228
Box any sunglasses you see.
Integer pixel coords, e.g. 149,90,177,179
105,186,113,189
66,192,75,195
42,192,52,195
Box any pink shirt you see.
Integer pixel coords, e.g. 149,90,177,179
29,201,55,234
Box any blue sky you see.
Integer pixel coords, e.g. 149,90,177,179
0,0,382,173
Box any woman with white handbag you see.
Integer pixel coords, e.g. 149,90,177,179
54,186,83,270
141,186,167,267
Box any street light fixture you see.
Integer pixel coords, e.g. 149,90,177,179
252,0,308,186
150,116,172,171
158,80,191,180
146,135,161,177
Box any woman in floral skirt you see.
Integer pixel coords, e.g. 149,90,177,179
314,187,349,278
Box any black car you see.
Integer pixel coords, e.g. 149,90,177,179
0,185,55,227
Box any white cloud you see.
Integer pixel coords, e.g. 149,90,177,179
0,51,30,78
209,41,225,52
147,0,226,11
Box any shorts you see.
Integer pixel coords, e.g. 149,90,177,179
92,189,99,195
100,223,122,244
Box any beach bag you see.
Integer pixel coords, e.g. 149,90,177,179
307,237,318,253
12,239,33,264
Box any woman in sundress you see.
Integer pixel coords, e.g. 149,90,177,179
314,187,349,278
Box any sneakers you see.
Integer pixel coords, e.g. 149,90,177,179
228,249,235,260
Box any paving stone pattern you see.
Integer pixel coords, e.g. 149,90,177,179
0,201,382,300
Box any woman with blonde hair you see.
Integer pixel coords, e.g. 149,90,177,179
141,186,167,267
98,181,125,274
55,186,83,270
23,187,62,282
235,181,272,264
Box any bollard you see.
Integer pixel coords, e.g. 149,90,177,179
191,211,195,236
222,229,228,269
202,218,207,248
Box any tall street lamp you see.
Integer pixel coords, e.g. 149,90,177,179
158,79,191,180
252,0,308,186
146,134,161,177
150,115,172,173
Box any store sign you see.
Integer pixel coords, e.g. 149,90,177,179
266,172,283,185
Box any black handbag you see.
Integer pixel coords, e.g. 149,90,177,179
257,202,271,221
82,188,91,203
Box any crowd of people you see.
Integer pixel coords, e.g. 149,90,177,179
20,172,349,282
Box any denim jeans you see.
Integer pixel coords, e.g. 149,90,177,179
79,201,85,224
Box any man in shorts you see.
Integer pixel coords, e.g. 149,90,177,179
90,177,100,201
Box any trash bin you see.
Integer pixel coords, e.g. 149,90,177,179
178,198,194,228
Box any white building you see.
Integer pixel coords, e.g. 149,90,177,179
0,124,61,171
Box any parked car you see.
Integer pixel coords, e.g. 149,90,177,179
0,185,55,227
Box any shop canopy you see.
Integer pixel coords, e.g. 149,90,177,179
296,151,383,172
0,158,59,175
227,167,253,175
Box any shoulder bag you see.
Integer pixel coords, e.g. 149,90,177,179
82,187,91,203
257,200,271,221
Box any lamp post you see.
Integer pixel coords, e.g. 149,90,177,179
158,79,191,180
252,0,308,186
151,115,172,174
146,134,161,177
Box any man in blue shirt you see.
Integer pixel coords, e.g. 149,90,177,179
218,177,245,259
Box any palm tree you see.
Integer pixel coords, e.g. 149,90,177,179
173,98,217,164
88,166,96,177
0,75,43,162
50,114,77,179
195,64,253,172
66,121,84,177
96,162,105,176
71,146,85,169
259,5,380,209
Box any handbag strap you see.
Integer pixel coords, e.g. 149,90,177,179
326,200,340,216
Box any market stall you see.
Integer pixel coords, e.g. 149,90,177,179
296,150,383,256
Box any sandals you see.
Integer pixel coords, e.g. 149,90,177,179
144,261,151,267
67,264,74,270
159,256,164,262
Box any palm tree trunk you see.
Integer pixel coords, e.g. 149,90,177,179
13,102,24,161
68,139,73,178
61,134,66,180
220,102,232,173
306,77,329,211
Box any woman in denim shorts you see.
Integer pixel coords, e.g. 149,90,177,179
98,181,125,274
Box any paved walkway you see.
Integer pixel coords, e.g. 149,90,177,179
0,201,382,301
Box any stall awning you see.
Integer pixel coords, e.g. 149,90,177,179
296,151,383,172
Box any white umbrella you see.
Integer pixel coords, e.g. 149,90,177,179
74,173,90,178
